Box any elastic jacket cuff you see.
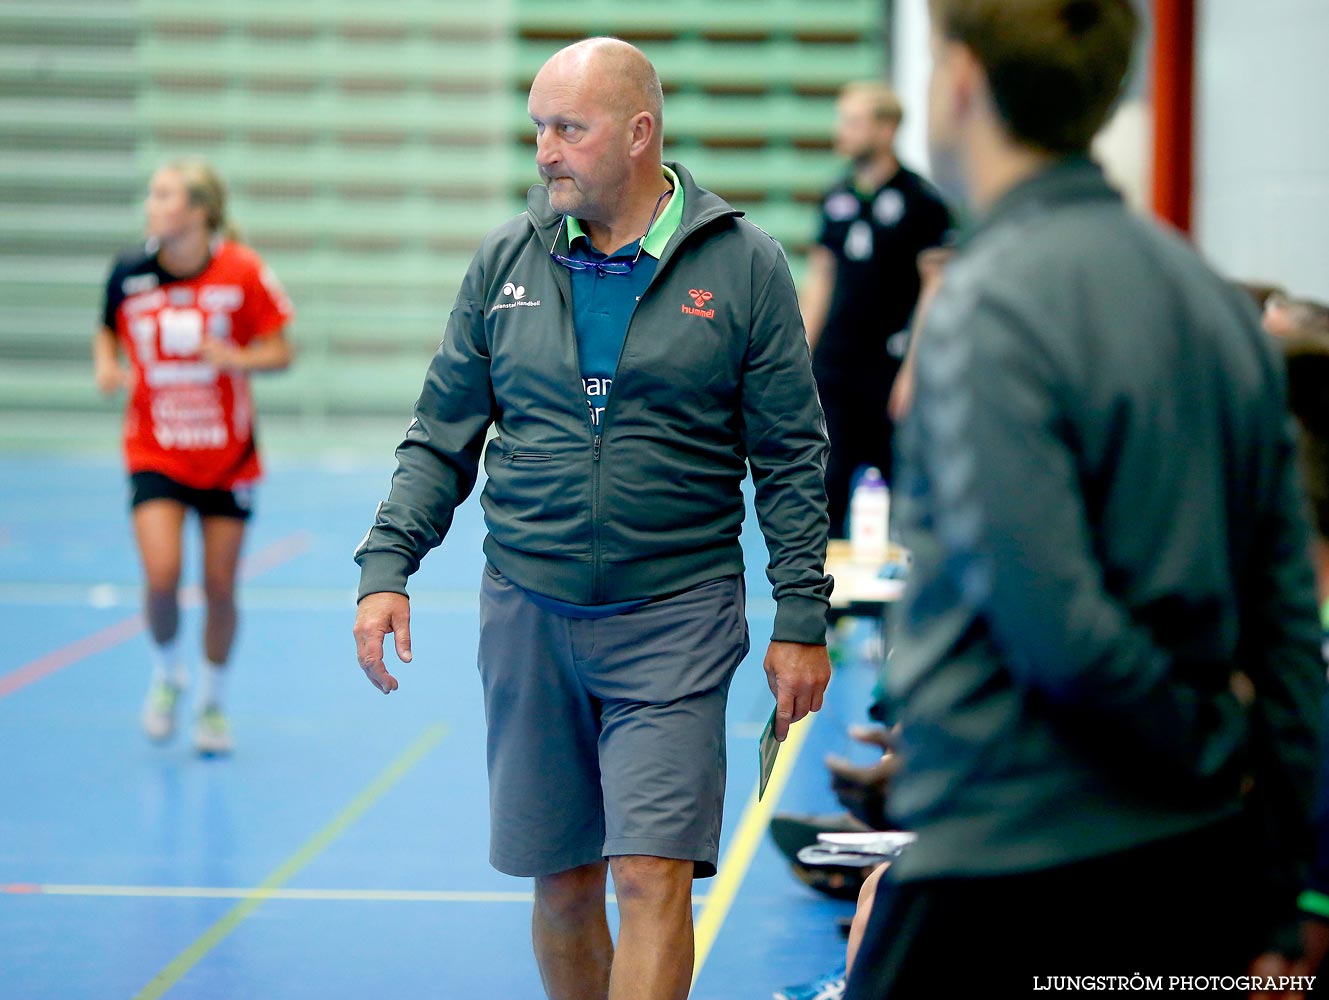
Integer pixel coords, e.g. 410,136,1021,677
357,553,414,603
772,594,829,645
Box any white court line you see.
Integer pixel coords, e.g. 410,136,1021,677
0,582,479,612
0,581,779,615
2,883,711,905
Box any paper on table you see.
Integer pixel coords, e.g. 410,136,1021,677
816,831,917,852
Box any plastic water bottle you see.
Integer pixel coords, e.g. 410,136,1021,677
849,466,890,562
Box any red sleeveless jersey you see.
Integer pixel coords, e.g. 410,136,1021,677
102,240,293,490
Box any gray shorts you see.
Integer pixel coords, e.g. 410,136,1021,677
476,565,749,879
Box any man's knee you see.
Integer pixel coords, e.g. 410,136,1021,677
534,862,608,924
608,855,693,909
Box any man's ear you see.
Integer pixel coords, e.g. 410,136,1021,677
627,112,657,157
949,43,988,127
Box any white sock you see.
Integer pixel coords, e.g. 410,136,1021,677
199,662,227,710
148,638,184,686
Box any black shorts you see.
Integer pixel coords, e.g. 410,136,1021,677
129,471,253,521
844,818,1263,999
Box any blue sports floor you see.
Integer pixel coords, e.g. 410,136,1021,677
0,452,884,999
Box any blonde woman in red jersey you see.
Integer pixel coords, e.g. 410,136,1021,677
94,158,293,754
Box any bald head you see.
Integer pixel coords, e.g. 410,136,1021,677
536,37,664,145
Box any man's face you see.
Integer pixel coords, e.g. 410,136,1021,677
528,59,632,223
834,94,895,165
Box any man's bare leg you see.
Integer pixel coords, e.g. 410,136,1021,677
607,855,695,1000
533,861,613,1000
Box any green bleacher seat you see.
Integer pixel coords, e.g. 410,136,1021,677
137,0,501,36
514,0,879,39
135,146,521,198
514,38,882,90
138,91,510,137
0,0,881,427
139,38,510,88
0,2,137,42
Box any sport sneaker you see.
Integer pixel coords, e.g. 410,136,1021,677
194,705,233,755
774,967,847,1000
141,679,182,741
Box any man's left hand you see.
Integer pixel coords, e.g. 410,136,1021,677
763,641,831,741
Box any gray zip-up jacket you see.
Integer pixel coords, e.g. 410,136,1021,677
888,158,1322,901
356,162,833,644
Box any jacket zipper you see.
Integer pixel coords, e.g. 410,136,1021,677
502,451,553,462
592,432,602,599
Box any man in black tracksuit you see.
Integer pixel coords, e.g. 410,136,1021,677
802,81,953,537
352,38,832,1000
846,1,1324,995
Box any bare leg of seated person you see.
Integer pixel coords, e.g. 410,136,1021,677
846,862,892,976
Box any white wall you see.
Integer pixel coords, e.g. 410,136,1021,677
1093,98,1151,214
1195,1,1329,301
891,0,934,176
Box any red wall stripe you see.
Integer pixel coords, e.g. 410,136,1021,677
1151,0,1196,233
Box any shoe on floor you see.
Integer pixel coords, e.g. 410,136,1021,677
194,705,233,755
769,812,871,865
141,679,183,742
774,966,847,1000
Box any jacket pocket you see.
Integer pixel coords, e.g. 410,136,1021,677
502,451,554,463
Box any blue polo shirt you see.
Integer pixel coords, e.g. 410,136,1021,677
522,168,684,619
565,165,684,433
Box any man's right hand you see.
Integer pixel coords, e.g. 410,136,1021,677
353,592,413,694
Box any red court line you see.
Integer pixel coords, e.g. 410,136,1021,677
0,530,313,702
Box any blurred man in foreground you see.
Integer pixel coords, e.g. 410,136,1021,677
846,1,1323,995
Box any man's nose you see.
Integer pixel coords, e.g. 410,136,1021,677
535,132,560,168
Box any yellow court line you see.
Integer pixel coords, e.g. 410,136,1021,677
133,722,448,1000
691,712,816,986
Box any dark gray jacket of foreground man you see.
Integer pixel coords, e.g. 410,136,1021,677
356,162,832,644
888,158,1323,899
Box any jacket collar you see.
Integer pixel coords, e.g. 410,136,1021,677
968,155,1121,242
